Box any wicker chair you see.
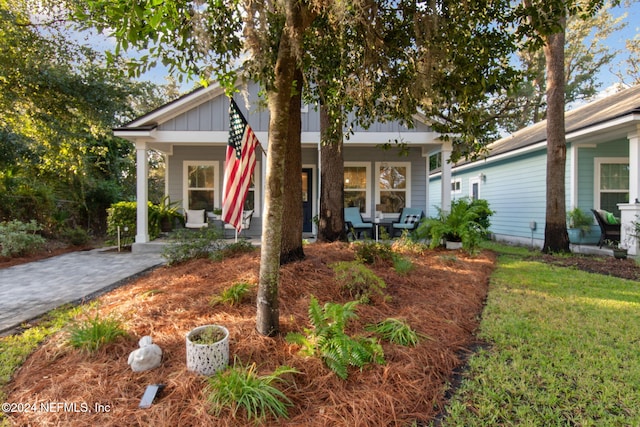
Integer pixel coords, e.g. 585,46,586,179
590,209,621,248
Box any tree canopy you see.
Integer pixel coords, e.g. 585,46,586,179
0,0,173,234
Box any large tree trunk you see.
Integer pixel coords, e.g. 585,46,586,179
256,43,294,338
542,26,570,254
256,0,312,336
280,66,305,264
317,102,347,242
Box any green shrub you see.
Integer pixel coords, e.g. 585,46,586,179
162,227,225,265
213,239,256,260
391,254,414,275
211,281,254,306
331,261,387,304
207,358,298,422
61,227,90,246
286,297,385,379
68,314,127,352
107,201,168,243
0,220,45,257
353,239,393,264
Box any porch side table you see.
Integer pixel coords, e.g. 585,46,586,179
373,219,393,241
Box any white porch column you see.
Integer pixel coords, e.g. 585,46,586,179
135,141,150,244
619,128,640,256
441,141,452,213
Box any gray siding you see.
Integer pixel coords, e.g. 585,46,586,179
159,80,433,134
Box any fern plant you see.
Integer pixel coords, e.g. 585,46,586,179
286,297,385,379
207,357,298,422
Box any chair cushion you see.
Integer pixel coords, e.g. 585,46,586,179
605,211,619,225
186,209,205,223
403,214,419,224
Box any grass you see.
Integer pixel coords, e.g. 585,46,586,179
0,304,85,426
439,243,640,426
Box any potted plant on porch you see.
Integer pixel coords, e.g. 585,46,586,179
416,198,494,253
186,324,230,375
567,208,593,244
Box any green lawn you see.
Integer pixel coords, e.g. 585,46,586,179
439,243,640,426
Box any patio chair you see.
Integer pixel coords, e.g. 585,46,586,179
344,207,373,239
591,208,620,248
224,209,254,241
391,207,424,237
185,209,208,229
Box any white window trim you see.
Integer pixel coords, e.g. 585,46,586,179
183,161,219,212
375,161,412,219
469,176,480,200
594,157,629,210
451,177,462,195
344,161,372,218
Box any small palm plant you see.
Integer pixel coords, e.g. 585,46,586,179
286,297,385,379
206,357,298,422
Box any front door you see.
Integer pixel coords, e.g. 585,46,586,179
302,168,313,233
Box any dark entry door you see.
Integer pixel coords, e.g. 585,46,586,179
302,168,313,233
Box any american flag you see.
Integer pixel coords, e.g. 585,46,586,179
222,99,260,231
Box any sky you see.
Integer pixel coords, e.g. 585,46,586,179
595,1,640,90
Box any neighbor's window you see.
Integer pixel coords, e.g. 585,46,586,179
596,158,629,217
184,162,218,211
429,152,441,171
451,178,462,194
376,162,410,214
344,162,370,215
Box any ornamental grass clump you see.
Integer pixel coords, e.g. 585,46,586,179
67,314,127,352
366,318,424,347
206,357,298,422
210,281,254,307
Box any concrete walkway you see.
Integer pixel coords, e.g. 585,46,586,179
0,248,164,335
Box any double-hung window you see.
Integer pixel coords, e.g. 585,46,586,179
184,161,218,211
344,162,370,216
595,158,629,216
376,162,411,214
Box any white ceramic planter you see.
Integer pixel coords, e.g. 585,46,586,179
186,325,229,375
445,240,463,250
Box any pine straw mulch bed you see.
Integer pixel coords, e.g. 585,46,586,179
5,242,495,426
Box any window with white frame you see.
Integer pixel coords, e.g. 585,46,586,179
184,162,218,211
344,162,370,216
376,162,411,214
595,158,629,216
451,178,462,194
243,162,261,215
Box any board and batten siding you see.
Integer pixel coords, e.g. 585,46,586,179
158,79,433,135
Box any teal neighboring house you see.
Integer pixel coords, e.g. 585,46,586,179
428,85,640,254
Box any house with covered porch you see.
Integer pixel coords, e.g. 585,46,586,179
428,84,640,255
114,80,455,251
